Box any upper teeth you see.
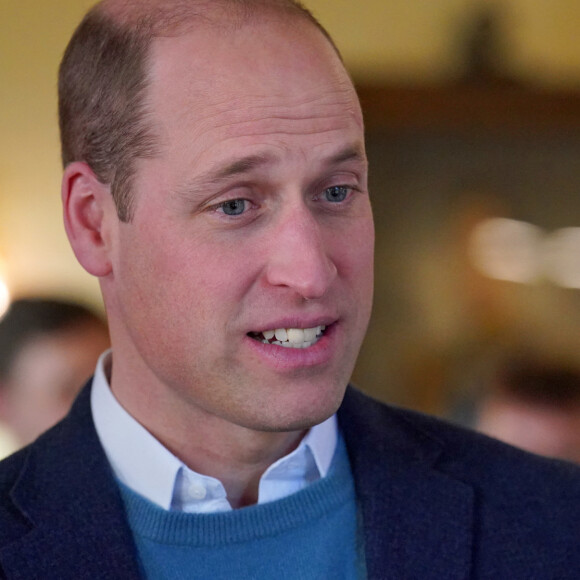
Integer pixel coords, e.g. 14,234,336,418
258,326,325,348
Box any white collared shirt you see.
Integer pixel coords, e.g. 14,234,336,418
91,351,338,512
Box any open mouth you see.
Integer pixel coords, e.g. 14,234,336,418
248,325,326,349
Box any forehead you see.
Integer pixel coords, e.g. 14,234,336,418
144,17,363,155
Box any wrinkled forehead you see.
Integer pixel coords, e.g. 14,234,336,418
144,15,360,132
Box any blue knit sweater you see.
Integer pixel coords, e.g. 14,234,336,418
118,437,366,579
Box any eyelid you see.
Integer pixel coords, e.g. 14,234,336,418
194,179,254,208
213,197,250,211
315,167,363,192
315,183,360,202
200,184,254,211
206,196,260,222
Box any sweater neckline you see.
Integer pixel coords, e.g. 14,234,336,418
118,436,354,547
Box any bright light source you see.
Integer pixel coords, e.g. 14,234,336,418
0,279,10,318
470,218,543,284
543,227,580,289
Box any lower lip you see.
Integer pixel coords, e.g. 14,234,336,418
244,323,337,371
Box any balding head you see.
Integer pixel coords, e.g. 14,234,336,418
60,0,372,452
97,0,333,34
59,0,339,221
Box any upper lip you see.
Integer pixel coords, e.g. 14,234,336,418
248,316,337,334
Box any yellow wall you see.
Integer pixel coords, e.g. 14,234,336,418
312,0,580,84
1,1,97,304
1,0,580,306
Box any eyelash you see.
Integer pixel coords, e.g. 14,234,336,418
216,199,251,217
318,185,354,203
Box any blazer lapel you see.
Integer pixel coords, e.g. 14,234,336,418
0,384,142,580
339,387,474,580
2,382,474,579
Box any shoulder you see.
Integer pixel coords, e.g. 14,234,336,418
0,382,108,541
339,385,580,503
0,445,38,544
0,445,29,489
340,387,580,575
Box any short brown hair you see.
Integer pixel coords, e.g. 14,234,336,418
58,0,338,222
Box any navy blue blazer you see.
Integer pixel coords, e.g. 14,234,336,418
0,383,579,579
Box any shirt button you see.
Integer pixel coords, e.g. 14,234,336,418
189,481,207,500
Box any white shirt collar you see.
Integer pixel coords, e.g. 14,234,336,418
91,350,338,512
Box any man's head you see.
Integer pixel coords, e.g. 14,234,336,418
61,0,374,439
59,0,339,222
0,299,110,446
476,358,580,463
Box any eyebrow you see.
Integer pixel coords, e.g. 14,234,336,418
175,143,366,202
174,154,271,201
325,143,367,168
212,144,366,180
212,153,273,182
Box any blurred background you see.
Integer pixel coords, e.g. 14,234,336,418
2,1,580,457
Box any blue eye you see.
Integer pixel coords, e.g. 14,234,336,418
219,199,247,216
324,186,349,203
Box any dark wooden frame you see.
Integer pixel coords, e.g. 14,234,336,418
356,83,580,134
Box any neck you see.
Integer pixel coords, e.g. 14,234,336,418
185,428,307,508
108,360,307,508
148,417,307,508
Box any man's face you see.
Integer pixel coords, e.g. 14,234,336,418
103,17,374,434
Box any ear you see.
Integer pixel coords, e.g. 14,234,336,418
62,162,116,277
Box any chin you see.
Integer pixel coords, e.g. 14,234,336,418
256,381,347,433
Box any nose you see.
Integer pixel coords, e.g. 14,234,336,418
264,205,337,300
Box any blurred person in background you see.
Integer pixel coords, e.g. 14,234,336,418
0,298,109,454
473,357,580,463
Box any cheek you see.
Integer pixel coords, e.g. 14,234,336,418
117,230,257,332
111,231,179,345
337,216,375,284
336,216,375,330
177,237,263,299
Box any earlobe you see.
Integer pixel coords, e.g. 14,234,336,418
62,162,115,277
